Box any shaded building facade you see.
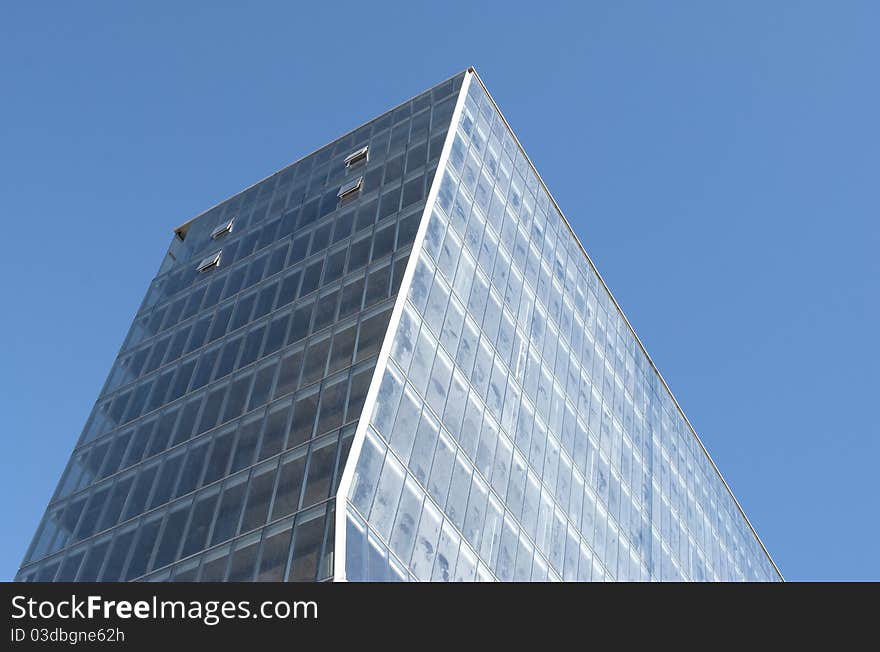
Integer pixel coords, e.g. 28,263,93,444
17,69,780,582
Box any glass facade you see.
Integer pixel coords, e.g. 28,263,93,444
17,68,779,583
339,71,781,581
15,73,465,582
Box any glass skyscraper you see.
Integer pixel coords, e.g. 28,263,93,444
17,69,781,582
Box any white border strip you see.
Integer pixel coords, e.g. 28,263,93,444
332,71,474,582
468,69,782,580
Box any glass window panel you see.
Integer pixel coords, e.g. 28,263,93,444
266,244,288,278
328,324,356,373
299,260,324,296
310,222,332,253
203,426,236,484
397,211,420,248
364,264,391,307
228,535,260,581
238,325,266,367
190,347,220,390
175,440,209,497
455,317,479,378
289,389,319,448
324,248,346,284
172,397,202,446
301,336,330,386
100,432,131,480
148,452,183,509
302,435,338,507
346,363,373,422
185,316,212,354
231,293,256,332
197,385,227,434
391,253,410,297
211,476,247,545
241,464,277,533
248,363,277,412
427,430,455,507
144,369,175,413
208,304,233,342
257,524,293,581
56,550,85,582
125,419,154,469
425,348,453,417
230,414,261,473
289,235,310,265
410,498,441,581
125,516,161,580
271,450,307,520
446,452,473,532
288,301,314,344
378,186,401,221
388,386,421,464
264,314,289,355
277,270,301,308
165,326,191,364
316,376,347,435
143,336,170,376
356,308,391,362
348,237,371,273
390,304,418,370
431,520,460,582
407,255,433,312
223,267,246,300
339,277,365,318
349,429,384,516
123,464,159,520
181,490,220,558
200,549,229,580
332,210,354,243
260,399,293,460
147,407,178,457
222,373,251,423
97,475,133,531
287,508,326,582
153,501,191,570
244,255,268,290
216,336,243,379
402,175,424,209
274,348,303,399
389,477,422,564
424,273,450,336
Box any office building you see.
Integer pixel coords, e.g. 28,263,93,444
17,69,780,582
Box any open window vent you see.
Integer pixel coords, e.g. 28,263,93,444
337,176,363,199
211,218,234,239
344,145,369,168
197,251,222,272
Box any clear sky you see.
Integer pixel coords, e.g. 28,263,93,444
1,2,877,582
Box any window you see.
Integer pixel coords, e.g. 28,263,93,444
337,176,363,199
344,145,369,168
211,218,235,240
197,251,222,272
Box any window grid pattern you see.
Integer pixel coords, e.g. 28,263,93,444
343,75,779,582
16,72,465,582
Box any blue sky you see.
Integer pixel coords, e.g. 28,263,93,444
1,2,877,581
